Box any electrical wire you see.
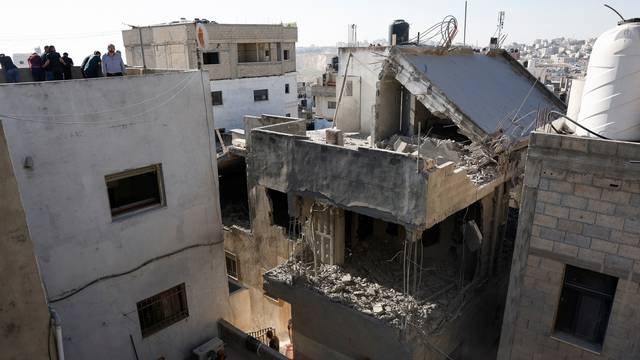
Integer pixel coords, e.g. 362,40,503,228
545,110,610,139
48,240,223,303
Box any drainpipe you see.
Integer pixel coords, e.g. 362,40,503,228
49,307,65,360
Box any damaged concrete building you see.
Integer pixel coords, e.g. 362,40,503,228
221,44,564,359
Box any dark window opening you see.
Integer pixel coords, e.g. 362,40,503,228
228,280,242,294
554,265,617,350
212,91,223,106
254,89,269,102
106,164,164,218
328,101,337,109
203,52,220,65
137,283,188,337
285,83,290,94
414,101,470,143
422,223,441,247
219,157,249,228
266,188,289,228
285,113,291,117
283,49,290,60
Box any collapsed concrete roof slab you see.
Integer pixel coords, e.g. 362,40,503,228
388,47,566,144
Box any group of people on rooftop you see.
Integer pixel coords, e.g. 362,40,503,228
0,44,126,83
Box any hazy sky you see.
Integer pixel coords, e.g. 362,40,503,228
0,0,635,61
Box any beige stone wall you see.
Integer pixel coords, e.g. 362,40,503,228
499,132,640,359
0,121,53,360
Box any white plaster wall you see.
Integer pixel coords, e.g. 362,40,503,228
211,73,298,130
338,48,386,135
313,95,336,120
0,71,229,360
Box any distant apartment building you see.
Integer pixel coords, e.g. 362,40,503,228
310,56,338,120
122,20,298,131
0,71,229,359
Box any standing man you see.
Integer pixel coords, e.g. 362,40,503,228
42,45,65,81
0,54,19,83
101,44,125,77
83,51,102,78
28,52,44,81
266,330,280,352
62,52,74,80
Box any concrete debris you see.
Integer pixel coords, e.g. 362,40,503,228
266,259,457,334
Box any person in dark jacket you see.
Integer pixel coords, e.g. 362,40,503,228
62,52,74,80
83,51,101,78
42,45,65,81
0,54,19,83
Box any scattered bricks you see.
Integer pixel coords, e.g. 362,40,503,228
588,139,618,156
578,248,605,264
587,199,616,215
549,180,573,194
561,136,588,152
531,236,554,252
624,218,640,235
582,223,612,240
595,214,625,231
545,204,569,219
590,239,619,254
553,242,579,257
602,188,631,205
538,190,562,205
539,178,550,190
558,219,583,234
605,254,634,272
564,233,591,248
534,214,558,228
539,227,566,242
610,230,639,246
618,245,640,261
574,184,602,200
569,208,596,224
561,194,588,209
541,167,566,180
566,172,593,185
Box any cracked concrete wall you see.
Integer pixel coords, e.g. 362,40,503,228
0,121,52,360
249,129,430,228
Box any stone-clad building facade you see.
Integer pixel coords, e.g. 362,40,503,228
499,132,640,360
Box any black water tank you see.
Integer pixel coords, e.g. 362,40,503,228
389,20,410,45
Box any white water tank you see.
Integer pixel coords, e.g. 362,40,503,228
576,19,640,140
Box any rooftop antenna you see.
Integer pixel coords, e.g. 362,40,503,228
348,24,357,47
603,4,625,21
494,11,505,41
463,1,468,46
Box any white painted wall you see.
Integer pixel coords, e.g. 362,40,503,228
211,73,298,130
313,95,336,120
0,71,229,360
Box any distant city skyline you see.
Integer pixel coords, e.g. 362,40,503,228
0,0,634,61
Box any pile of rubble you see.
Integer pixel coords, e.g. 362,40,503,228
267,260,458,334
377,134,501,185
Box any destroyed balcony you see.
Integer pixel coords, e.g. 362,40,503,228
247,117,519,229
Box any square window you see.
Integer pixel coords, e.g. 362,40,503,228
554,265,617,350
328,101,337,109
285,83,290,94
266,188,289,228
283,49,290,60
225,251,239,280
203,52,219,65
137,284,188,337
211,91,223,106
285,113,291,117
254,89,269,102
106,164,165,218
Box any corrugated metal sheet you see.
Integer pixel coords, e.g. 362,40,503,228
401,52,563,141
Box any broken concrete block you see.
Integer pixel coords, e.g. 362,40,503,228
325,128,344,146
373,304,384,314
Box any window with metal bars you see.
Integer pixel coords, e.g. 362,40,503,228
253,89,269,102
225,251,239,280
136,283,189,337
